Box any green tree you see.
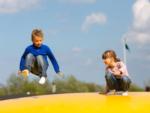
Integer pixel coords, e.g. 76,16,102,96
53,75,103,93
129,83,144,92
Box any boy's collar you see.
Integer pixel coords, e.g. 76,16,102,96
32,44,43,48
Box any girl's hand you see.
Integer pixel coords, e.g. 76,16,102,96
113,71,122,76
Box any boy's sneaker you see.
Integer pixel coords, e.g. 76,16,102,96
39,76,46,85
106,90,116,95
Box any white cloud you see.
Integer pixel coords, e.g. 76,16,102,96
58,0,96,4
81,12,107,32
124,0,150,45
133,0,150,29
0,0,41,13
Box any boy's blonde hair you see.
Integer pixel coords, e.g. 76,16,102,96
31,29,44,41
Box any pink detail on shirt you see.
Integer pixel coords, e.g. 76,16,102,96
106,61,129,76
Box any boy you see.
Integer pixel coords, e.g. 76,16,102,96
19,29,64,84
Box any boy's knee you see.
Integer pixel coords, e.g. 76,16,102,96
37,55,44,61
36,55,45,65
26,53,34,60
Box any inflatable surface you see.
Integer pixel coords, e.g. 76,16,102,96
0,92,150,113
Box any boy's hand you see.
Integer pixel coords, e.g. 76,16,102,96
57,72,65,78
18,69,29,77
18,70,21,75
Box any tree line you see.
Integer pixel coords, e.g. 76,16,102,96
0,74,145,98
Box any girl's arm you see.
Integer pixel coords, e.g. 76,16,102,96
118,62,128,76
112,62,128,76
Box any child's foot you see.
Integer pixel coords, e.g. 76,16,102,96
115,91,123,95
115,91,128,96
20,69,29,77
106,90,116,95
39,76,46,85
122,91,128,96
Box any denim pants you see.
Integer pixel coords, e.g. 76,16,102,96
25,53,48,77
105,71,131,91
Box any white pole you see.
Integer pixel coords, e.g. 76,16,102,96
52,82,56,93
122,37,127,65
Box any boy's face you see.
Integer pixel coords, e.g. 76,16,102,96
32,36,43,47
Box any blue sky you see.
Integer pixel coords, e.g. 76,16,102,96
0,0,150,87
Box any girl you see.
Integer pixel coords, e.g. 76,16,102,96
102,50,131,96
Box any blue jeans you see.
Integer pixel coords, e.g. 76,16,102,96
105,71,131,91
25,53,48,77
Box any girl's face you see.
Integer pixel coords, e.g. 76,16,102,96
103,57,114,66
32,36,43,47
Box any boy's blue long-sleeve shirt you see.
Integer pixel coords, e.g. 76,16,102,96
20,44,60,73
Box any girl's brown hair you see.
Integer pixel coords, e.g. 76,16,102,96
102,50,120,62
31,29,44,41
